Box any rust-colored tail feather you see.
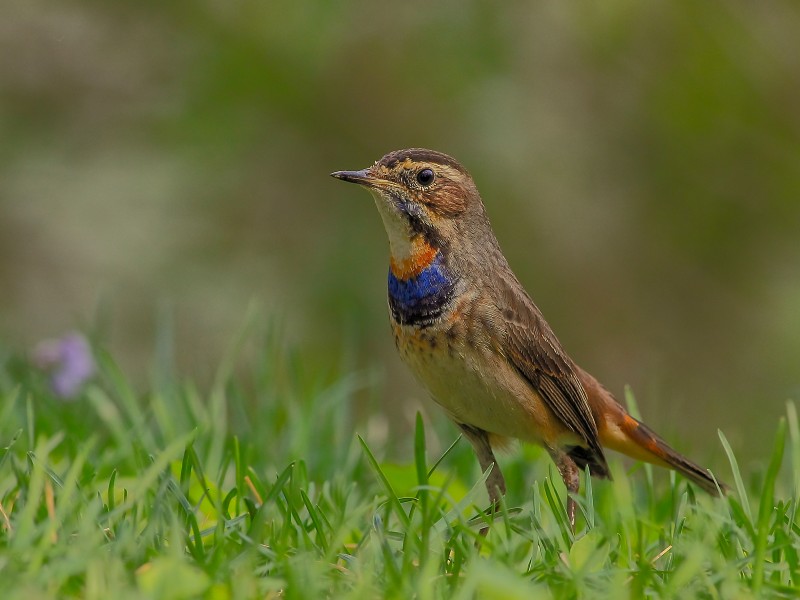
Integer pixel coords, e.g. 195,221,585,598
621,415,727,496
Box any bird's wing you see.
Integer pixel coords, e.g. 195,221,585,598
495,272,606,461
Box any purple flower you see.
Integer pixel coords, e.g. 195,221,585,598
33,332,96,399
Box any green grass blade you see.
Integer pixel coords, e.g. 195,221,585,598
719,429,752,522
428,434,463,479
414,412,428,489
300,489,329,553
248,462,295,534
0,429,22,472
753,417,786,595
107,469,117,512
542,475,571,549
786,401,799,527
358,435,411,529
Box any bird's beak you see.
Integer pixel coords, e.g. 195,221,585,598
330,168,391,190
330,169,370,184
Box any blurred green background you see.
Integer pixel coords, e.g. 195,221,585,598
2,0,799,466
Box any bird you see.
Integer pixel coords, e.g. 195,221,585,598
331,148,726,530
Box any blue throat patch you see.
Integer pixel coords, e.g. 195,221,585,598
387,253,455,327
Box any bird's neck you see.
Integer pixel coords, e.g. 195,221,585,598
387,238,455,327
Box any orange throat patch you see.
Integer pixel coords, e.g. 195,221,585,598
389,239,439,280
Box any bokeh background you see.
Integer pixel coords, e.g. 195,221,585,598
2,1,799,468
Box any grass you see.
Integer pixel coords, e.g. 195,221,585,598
0,320,798,599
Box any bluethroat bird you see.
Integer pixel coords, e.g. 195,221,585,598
332,148,725,530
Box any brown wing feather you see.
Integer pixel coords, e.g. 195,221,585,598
494,270,608,469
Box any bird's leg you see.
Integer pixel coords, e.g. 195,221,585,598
457,424,506,512
549,448,580,533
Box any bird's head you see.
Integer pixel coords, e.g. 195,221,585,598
332,148,487,278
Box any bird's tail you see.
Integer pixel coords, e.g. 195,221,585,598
609,412,726,496
577,367,727,496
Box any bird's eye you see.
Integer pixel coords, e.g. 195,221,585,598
416,168,435,187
